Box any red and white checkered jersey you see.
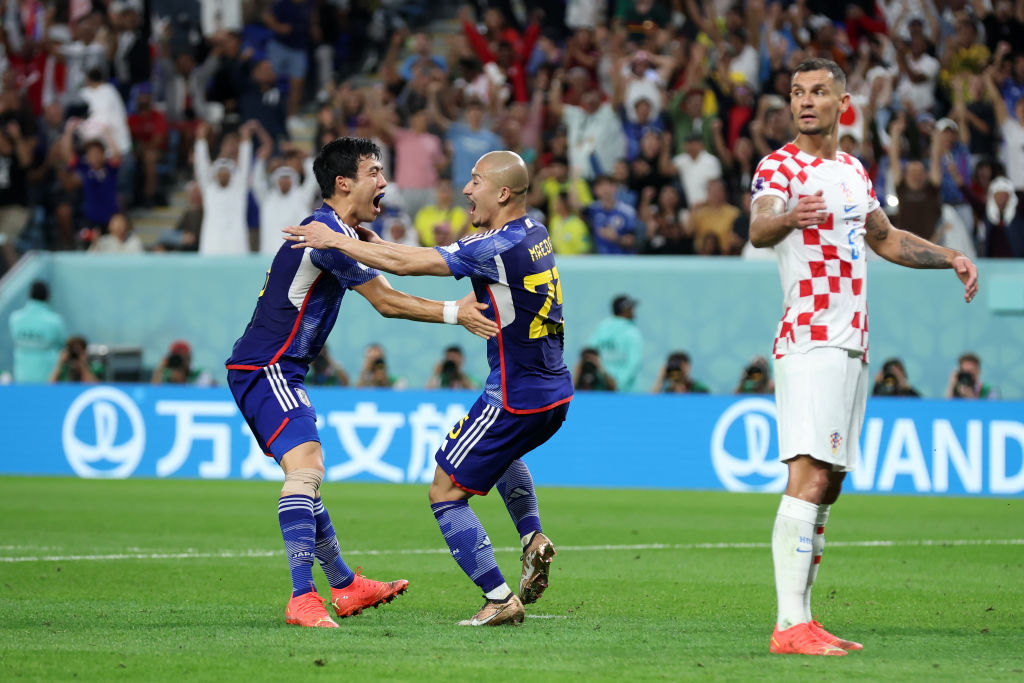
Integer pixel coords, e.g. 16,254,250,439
751,143,880,360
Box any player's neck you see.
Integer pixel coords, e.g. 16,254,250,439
491,205,527,229
793,132,839,161
324,196,358,227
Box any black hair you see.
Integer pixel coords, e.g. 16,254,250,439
792,58,847,93
444,345,463,355
29,280,49,302
313,137,382,199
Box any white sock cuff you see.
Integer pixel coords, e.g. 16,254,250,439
815,504,831,528
777,495,819,525
484,583,512,601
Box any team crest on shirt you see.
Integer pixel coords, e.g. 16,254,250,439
295,388,312,408
840,181,855,205
829,430,843,454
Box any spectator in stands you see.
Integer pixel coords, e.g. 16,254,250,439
59,124,122,248
414,176,470,247
426,345,477,390
50,335,100,384
533,155,592,221
588,294,643,393
128,85,169,207
253,140,319,256
194,121,253,255
110,3,152,103
979,1,1024,54
549,75,626,180
979,177,1024,258
205,29,250,126
262,0,314,125
641,184,693,255
888,113,942,241
688,179,742,256
932,117,973,234
239,58,289,145
627,130,675,202
428,90,501,190
151,339,214,386
58,11,109,103
573,347,617,392
9,280,67,383
986,65,1024,197
79,67,133,159
0,119,32,268
872,358,921,397
653,350,709,394
586,174,639,254
668,85,715,156
307,348,350,387
91,212,144,254
548,190,592,255
672,132,722,209
372,102,447,219
735,355,774,394
621,96,667,163
895,21,941,115
947,352,998,399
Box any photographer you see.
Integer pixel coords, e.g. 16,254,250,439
653,350,709,394
307,348,350,387
426,345,477,390
573,348,617,392
947,352,998,399
871,358,921,397
152,340,214,385
734,355,774,394
49,336,100,384
357,344,406,389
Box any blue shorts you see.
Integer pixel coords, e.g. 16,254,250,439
266,39,308,80
435,395,568,495
227,363,319,463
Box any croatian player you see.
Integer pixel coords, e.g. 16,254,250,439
284,151,573,626
749,59,978,655
225,137,498,628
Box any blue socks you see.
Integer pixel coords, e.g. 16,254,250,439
312,498,355,589
495,460,542,540
431,500,505,593
278,495,317,596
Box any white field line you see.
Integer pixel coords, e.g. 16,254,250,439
0,538,1021,564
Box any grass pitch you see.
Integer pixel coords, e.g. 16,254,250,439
1,477,1021,681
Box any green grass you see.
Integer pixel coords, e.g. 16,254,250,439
1,477,1022,681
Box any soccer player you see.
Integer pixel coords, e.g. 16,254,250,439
225,137,498,628
283,151,573,627
749,58,979,656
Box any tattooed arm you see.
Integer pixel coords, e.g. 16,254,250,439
749,191,827,247
864,208,979,302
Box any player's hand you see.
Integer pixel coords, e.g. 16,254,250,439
457,302,498,339
354,226,384,244
787,190,828,229
283,220,340,250
952,254,978,303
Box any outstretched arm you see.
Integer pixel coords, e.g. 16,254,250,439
353,275,497,339
863,208,978,302
284,220,452,276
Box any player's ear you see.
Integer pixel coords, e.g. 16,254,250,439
335,175,350,194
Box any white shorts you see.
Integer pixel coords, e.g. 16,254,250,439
773,347,868,471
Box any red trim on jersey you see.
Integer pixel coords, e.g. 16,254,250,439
266,417,291,447
450,473,489,496
226,364,262,371
813,555,822,565
269,273,325,366
485,284,574,416
816,526,826,534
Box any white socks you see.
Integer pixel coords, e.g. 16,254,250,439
484,583,512,601
772,495,819,630
804,504,830,621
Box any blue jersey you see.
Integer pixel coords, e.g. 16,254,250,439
585,200,638,254
226,203,380,372
435,216,573,414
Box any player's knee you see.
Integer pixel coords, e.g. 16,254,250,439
281,467,323,498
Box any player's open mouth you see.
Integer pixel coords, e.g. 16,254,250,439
800,112,816,122
373,192,384,214
467,199,476,216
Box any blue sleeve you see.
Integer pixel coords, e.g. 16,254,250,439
433,226,523,282
309,248,380,289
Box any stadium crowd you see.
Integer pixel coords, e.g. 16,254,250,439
0,0,1022,264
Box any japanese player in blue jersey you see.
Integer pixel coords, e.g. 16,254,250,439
225,137,498,628
284,151,572,627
